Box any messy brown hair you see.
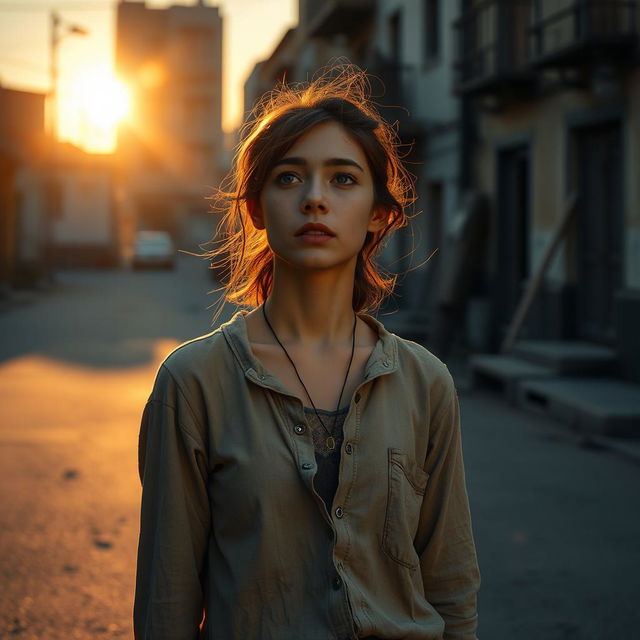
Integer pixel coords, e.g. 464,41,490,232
206,64,414,315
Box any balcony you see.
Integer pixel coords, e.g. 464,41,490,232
531,0,639,68
454,0,639,96
305,0,374,37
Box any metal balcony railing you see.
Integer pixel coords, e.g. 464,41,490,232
454,0,639,94
530,0,638,63
454,0,535,91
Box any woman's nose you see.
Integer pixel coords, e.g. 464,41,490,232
301,180,328,214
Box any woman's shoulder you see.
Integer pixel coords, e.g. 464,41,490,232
145,317,242,423
151,313,249,399
362,313,455,394
395,335,449,374
161,327,227,375
387,330,456,399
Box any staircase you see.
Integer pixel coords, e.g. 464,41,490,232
470,340,640,438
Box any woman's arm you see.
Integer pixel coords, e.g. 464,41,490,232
134,366,211,640
415,373,480,640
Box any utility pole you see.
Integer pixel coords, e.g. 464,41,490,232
46,10,88,279
49,11,60,141
49,10,89,141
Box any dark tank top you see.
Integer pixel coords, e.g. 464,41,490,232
303,406,349,511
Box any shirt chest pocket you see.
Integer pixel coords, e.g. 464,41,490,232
381,448,429,569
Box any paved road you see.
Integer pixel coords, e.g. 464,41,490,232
1,254,638,639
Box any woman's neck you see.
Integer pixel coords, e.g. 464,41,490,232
264,259,358,348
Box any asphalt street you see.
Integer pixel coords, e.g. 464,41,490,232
1,251,638,639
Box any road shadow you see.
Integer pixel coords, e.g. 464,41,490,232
0,255,239,369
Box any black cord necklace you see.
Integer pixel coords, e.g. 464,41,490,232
262,301,357,452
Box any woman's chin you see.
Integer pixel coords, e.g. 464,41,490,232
275,252,357,274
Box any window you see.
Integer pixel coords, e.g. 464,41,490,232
388,10,402,63
424,0,440,61
424,0,440,60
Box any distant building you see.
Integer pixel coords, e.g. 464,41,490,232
115,0,223,238
370,0,465,341
48,144,120,269
244,28,299,118
455,0,640,382
0,86,48,289
244,2,375,112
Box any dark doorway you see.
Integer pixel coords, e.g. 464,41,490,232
425,180,444,296
573,120,623,344
388,10,402,63
494,144,530,343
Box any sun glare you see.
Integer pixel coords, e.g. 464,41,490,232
66,67,131,153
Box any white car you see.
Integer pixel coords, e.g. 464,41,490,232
131,231,175,270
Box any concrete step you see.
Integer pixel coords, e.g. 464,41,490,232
470,354,555,404
517,377,640,438
512,340,617,376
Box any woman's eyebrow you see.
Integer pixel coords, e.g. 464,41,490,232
272,156,365,172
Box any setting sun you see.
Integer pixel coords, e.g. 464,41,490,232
65,67,131,154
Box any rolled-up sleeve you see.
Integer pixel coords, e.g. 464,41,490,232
134,365,210,640
415,373,480,640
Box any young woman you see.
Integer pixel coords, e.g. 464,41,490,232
134,67,480,640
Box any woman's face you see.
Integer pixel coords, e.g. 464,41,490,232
252,120,387,273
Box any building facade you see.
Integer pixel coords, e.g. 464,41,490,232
456,0,640,381
370,0,465,342
48,144,120,269
116,0,223,238
0,86,48,289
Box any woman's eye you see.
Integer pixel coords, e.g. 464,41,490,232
276,172,300,185
334,173,356,185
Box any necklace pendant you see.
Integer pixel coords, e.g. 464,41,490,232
326,436,336,451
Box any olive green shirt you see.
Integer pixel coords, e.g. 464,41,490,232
134,311,480,639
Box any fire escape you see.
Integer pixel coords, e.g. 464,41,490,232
454,0,639,105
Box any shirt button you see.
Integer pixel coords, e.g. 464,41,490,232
335,506,344,518
345,442,353,455
294,424,306,435
301,462,313,470
332,576,342,590
383,360,390,367
258,374,266,380
354,393,361,403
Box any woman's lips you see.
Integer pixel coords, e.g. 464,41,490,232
297,231,334,244
295,223,335,237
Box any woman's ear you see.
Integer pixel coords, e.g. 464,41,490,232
367,205,390,233
247,198,266,230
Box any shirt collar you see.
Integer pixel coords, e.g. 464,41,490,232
220,310,398,393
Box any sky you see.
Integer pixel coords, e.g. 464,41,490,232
0,0,297,152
